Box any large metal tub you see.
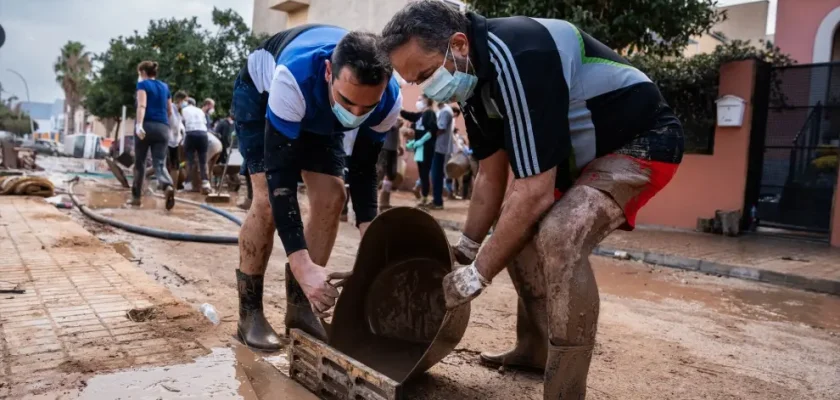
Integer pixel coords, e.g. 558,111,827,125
328,207,470,383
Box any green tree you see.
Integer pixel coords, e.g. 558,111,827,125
54,41,93,134
83,7,264,135
0,102,36,135
466,0,725,57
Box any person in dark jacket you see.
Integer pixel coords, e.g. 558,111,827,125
400,95,438,206
215,113,234,164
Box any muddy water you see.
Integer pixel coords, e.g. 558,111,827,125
595,259,840,331
77,345,316,400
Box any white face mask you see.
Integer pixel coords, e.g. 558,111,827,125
415,100,426,110
137,75,143,83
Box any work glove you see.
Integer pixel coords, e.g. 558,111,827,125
135,123,146,140
452,234,481,265
442,263,491,309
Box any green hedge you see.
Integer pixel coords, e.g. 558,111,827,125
630,40,793,154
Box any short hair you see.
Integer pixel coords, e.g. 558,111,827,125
380,0,470,55
137,60,159,77
202,98,215,107
187,97,197,106
332,31,392,86
173,90,188,102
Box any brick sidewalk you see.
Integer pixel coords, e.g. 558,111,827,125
390,191,840,295
0,197,208,398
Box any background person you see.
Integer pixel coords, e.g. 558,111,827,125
181,97,213,194
400,95,437,205
431,100,455,209
132,60,175,210
201,98,216,130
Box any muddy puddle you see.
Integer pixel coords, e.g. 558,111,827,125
595,259,840,331
76,345,315,400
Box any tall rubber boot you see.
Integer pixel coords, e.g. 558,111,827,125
543,343,594,399
284,263,328,342
480,242,548,371
480,296,548,371
236,269,282,351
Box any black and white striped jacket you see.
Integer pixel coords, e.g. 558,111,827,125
462,12,680,189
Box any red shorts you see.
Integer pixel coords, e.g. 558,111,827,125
554,154,679,230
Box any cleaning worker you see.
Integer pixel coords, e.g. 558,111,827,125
381,2,684,398
377,120,404,210
181,97,213,194
232,25,401,351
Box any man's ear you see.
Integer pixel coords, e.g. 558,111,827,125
451,32,470,57
325,59,333,82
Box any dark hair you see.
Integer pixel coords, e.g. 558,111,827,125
332,31,392,86
137,60,159,77
173,90,188,103
380,0,469,55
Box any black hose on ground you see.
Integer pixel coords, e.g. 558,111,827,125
68,179,239,244
151,193,243,226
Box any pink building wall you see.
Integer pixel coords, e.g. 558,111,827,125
775,0,840,63
636,60,756,230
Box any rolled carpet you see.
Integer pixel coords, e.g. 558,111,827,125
0,175,55,197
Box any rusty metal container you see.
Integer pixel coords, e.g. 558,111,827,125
328,207,470,384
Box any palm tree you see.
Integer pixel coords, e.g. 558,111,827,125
54,41,92,134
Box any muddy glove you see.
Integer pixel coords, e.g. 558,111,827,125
452,235,481,265
442,263,491,309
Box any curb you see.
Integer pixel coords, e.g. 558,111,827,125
593,246,840,296
428,215,840,296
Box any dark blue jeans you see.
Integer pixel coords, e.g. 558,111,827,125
431,152,446,206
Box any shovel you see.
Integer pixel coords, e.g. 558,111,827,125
205,145,234,204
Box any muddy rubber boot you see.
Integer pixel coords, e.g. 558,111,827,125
284,263,328,342
164,186,176,210
543,343,594,400
480,297,548,372
236,269,282,351
126,197,142,207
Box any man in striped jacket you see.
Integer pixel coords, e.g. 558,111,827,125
381,1,684,398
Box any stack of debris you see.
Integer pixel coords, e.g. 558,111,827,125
0,173,55,197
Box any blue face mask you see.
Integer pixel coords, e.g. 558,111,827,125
330,85,375,128
422,45,478,104
180,101,188,109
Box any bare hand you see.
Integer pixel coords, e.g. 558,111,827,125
293,259,340,318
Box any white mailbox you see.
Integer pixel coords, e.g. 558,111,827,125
715,95,746,127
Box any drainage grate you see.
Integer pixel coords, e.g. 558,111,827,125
288,329,402,400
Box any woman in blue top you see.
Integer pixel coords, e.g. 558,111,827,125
132,60,176,210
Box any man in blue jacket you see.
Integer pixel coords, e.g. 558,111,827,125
232,25,401,351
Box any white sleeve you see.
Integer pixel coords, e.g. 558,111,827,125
267,64,306,123
247,49,276,94
369,91,402,133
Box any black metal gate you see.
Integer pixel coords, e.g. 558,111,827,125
747,62,840,235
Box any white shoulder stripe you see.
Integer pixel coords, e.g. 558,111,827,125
487,35,538,176
489,33,540,175
369,91,402,133
488,47,526,177
267,64,306,123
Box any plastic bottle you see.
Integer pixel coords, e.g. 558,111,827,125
199,303,220,325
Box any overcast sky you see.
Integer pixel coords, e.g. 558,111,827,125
0,0,775,104
0,0,253,104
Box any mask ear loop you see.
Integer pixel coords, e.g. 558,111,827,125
448,43,459,72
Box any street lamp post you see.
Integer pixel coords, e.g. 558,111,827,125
6,69,35,136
